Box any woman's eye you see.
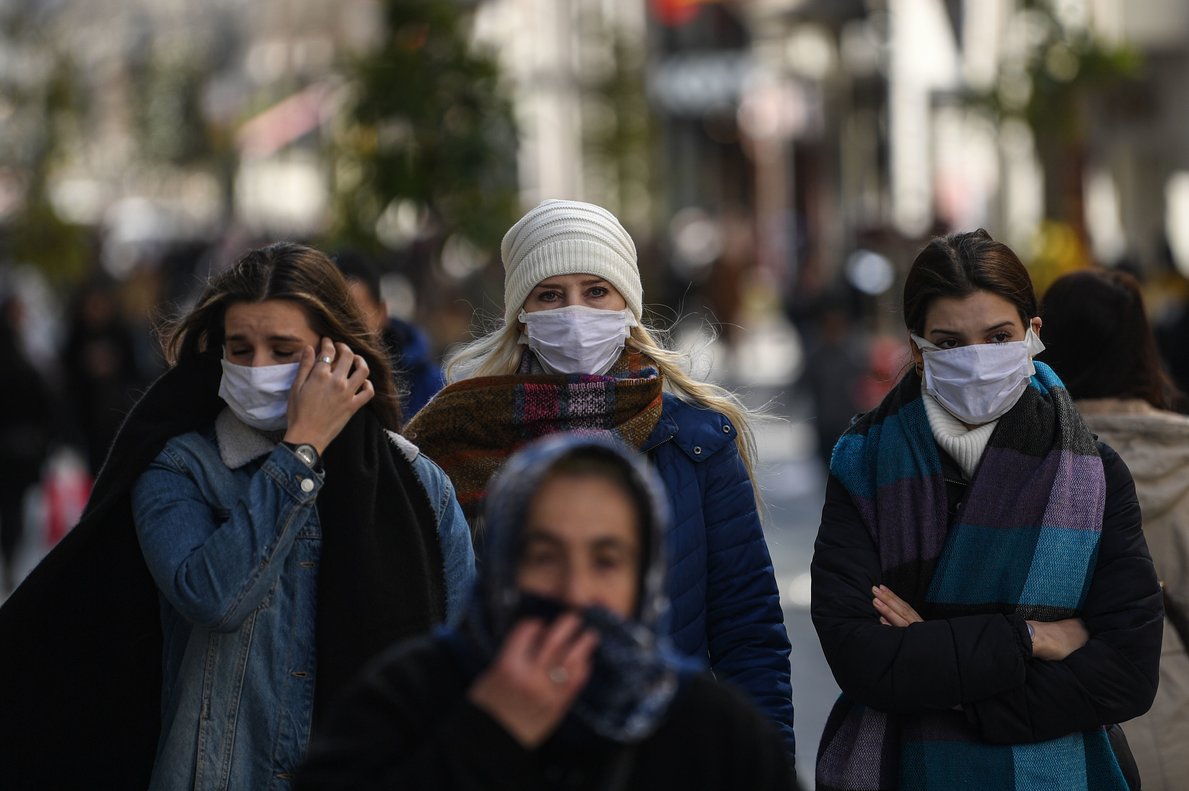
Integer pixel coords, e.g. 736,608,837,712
594,555,626,572
989,332,1012,343
537,291,560,302
588,287,608,298
937,339,958,349
274,349,298,359
522,550,559,568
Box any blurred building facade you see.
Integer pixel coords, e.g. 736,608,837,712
736,0,1189,293
477,0,1189,329
8,0,1189,305
2,0,383,262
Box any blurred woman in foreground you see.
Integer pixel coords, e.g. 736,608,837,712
296,432,796,790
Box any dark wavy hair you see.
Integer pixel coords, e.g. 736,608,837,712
903,229,1038,336
1040,268,1182,410
160,241,402,430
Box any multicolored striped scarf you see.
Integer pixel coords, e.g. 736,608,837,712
820,361,1129,790
404,349,664,525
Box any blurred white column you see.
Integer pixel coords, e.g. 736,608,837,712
475,0,645,208
888,0,959,236
1164,172,1189,278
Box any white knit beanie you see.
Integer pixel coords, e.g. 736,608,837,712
501,199,642,325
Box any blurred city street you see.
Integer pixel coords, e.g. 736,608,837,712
5,1,1189,786
732,321,841,789
754,405,837,790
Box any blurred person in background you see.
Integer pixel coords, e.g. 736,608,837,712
1147,236,1189,410
295,432,798,790
1155,302,1189,409
812,230,1162,790
60,275,145,475
333,249,445,419
1041,267,1189,791
0,294,54,594
404,199,796,762
0,242,474,790
797,291,869,470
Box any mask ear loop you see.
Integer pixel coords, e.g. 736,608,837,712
909,334,936,377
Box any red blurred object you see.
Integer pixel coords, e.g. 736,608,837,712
856,335,910,411
44,450,92,545
651,0,718,26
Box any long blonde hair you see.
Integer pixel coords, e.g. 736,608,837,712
442,315,762,500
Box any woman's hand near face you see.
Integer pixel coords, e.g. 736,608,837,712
1026,618,1088,661
283,338,374,454
466,612,599,748
872,585,924,627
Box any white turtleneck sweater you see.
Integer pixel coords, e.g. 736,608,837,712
922,394,997,479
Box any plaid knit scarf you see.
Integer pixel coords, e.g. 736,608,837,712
819,361,1129,791
404,349,664,525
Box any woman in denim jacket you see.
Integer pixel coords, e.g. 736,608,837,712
134,242,475,790
0,242,474,791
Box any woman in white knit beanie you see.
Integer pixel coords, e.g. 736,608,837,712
404,199,796,765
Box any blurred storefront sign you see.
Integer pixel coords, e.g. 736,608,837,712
232,81,338,236
648,50,754,116
235,81,339,161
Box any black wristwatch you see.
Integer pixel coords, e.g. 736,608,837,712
283,442,323,473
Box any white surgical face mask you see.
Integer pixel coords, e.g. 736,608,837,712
217,359,301,431
518,305,638,375
911,328,1045,425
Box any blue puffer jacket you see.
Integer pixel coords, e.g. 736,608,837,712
385,317,445,419
643,393,796,760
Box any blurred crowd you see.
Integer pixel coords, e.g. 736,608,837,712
4,228,1189,596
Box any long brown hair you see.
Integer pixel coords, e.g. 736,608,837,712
161,241,402,430
903,229,1038,336
1041,268,1183,410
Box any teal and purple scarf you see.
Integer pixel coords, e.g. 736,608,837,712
819,361,1129,790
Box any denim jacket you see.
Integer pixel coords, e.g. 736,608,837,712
131,410,474,791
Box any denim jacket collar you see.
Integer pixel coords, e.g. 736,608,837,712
215,405,425,471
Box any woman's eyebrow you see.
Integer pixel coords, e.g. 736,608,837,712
928,320,1015,336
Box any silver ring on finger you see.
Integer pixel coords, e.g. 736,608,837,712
548,666,569,685
319,355,334,365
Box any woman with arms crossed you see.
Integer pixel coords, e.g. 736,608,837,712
811,230,1162,790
